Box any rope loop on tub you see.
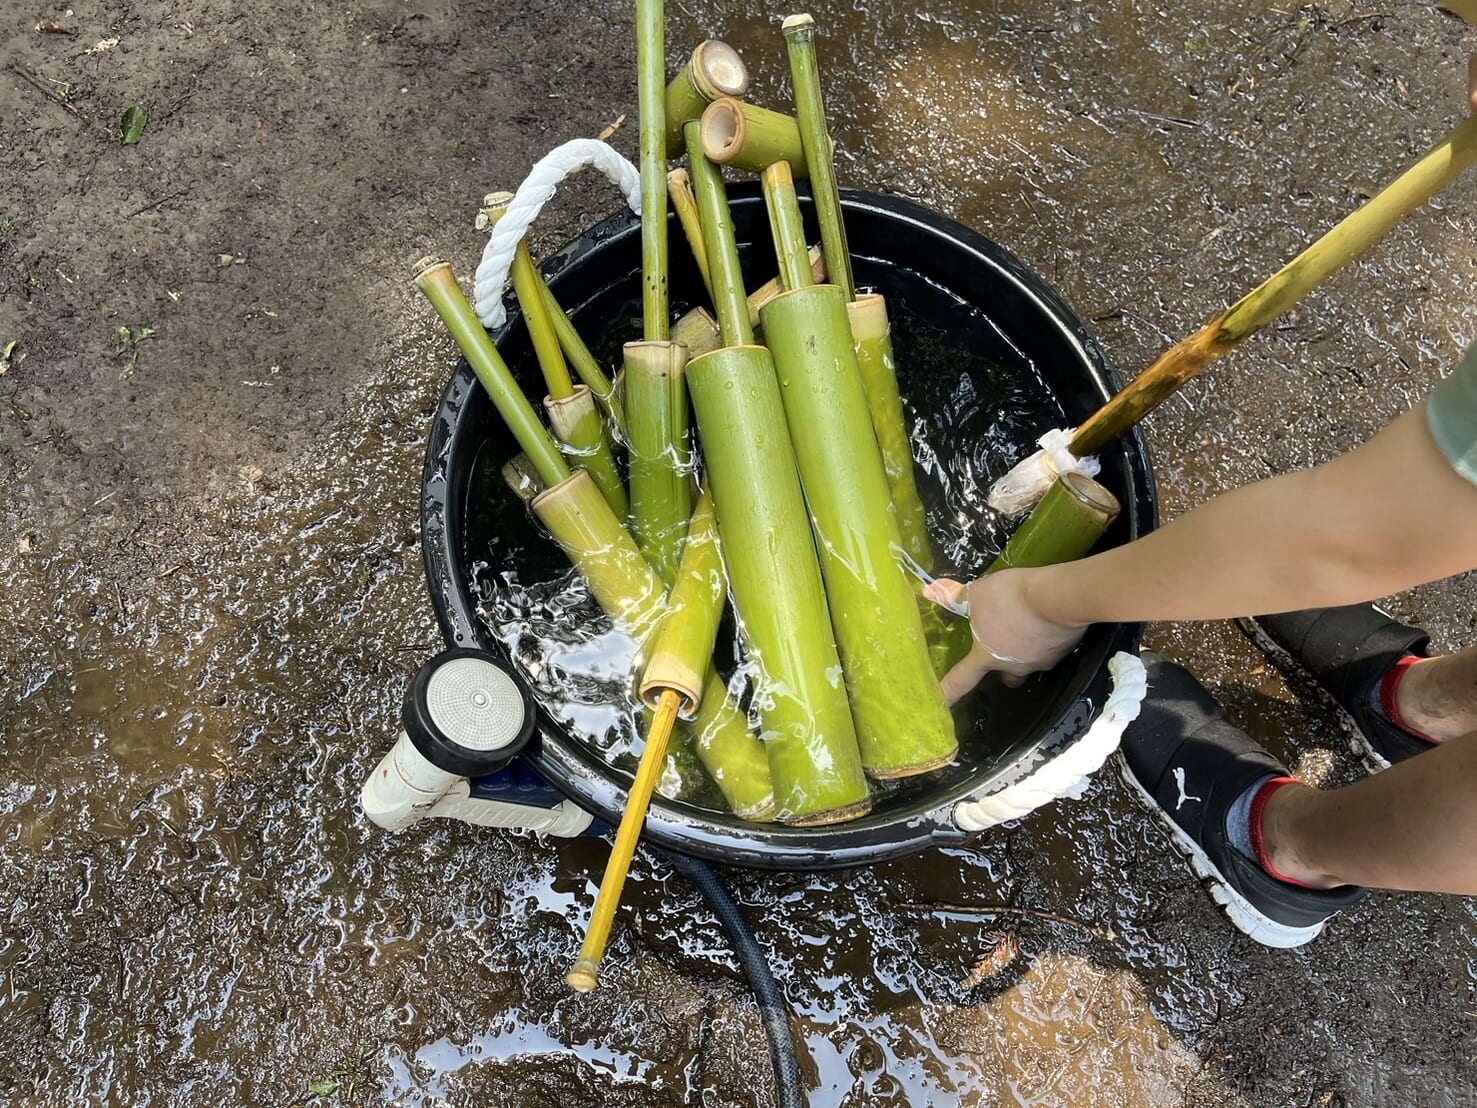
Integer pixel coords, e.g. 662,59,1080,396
953,651,1147,832
473,139,643,330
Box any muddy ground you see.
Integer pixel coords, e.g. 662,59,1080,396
3,0,1476,1105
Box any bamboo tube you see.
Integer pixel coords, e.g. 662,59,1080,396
673,307,721,361
684,122,754,347
624,341,693,583
640,491,723,714
1069,112,1477,458
761,163,813,291
848,293,934,572
415,262,772,816
688,344,872,823
748,245,826,323
783,13,854,301
516,462,774,819
657,730,707,802
413,258,569,488
545,386,629,518
668,168,714,303
701,98,810,177
569,687,682,993
760,279,957,778
636,0,669,341
533,470,669,645
541,283,627,437
988,473,1120,573
502,452,543,506
935,474,1121,672
689,671,777,820
668,254,827,363
664,39,749,150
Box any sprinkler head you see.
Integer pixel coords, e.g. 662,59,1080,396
402,648,537,777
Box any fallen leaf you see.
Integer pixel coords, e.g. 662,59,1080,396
216,253,235,267
963,930,1021,986
120,104,148,144
17,531,34,554
238,465,265,488
34,21,73,34
597,112,628,141
307,1077,339,1096
87,36,120,54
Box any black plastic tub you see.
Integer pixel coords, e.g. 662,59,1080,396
421,184,1157,870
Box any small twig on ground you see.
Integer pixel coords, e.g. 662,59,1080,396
8,64,110,138
127,191,188,218
897,901,1115,941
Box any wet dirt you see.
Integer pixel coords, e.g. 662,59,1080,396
3,0,1477,1106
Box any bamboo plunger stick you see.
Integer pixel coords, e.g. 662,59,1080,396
413,259,570,488
665,39,749,150
761,163,814,291
701,98,811,177
668,167,714,302
636,0,669,341
784,13,854,301
568,687,682,993
848,294,935,573
1069,112,1477,457
684,121,754,347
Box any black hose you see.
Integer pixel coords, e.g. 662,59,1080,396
662,849,806,1108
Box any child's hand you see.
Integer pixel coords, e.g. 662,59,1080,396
923,570,1090,704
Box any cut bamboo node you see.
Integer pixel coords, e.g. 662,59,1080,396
689,39,748,99
867,750,956,780
781,796,872,827
700,98,811,177
412,255,446,279
781,12,815,33
846,291,888,341
665,40,750,147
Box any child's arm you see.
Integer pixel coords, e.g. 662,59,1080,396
931,404,1477,702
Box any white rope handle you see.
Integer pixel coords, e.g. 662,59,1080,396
953,651,1147,832
472,139,643,329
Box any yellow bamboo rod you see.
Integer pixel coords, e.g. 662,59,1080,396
568,687,682,993
1071,112,1477,456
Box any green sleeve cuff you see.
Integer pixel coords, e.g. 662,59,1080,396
1427,342,1477,487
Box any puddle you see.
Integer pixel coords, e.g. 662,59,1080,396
4,1,1477,1105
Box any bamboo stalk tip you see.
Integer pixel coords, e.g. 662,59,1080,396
700,99,745,163
761,160,795,189
412,254,446,278
781,12,815,33
667,166,691,188
483,190,516,209
693,39,749,99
